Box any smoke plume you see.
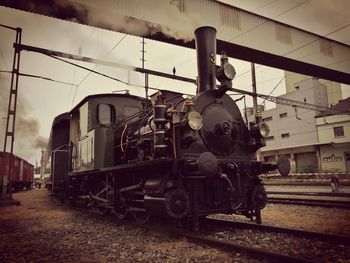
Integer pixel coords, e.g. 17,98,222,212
0,74,48,162
0,0,203,42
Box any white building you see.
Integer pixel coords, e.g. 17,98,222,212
315,98,350,173
249,78,329,173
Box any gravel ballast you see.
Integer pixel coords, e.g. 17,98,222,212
1,188,349,262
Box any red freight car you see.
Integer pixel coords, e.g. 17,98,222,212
0,152,34,192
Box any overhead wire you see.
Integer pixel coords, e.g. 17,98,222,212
46,54,129,85
228,0,309,42
0,49,9,70
69,28,97,107
260,76,285,105
252,0,280,11
71,4,155,105
0,70,78,86
174,1,312,82
235,23,350,81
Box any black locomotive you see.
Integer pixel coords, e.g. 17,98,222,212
47,26,289,229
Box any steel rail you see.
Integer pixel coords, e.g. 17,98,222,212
267,197,350,209
169,228,314,263
204,217,350,245
266,191,350,197
48,194,335,262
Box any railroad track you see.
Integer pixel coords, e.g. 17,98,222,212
267,196,350,208
266,191,350,197
49,194,349,262
203,217,350,244
164,216,350,263
165,227,314,263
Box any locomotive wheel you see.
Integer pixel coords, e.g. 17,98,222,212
97,206,110,215
113,205,128,220
132,211,150,225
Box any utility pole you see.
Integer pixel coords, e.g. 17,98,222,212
251,62,261,121
0,24,22,205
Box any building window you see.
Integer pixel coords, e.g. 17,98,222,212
281,133,290,138
279,112,287,118
263,116,273,122
220,6,241,30
266,136,274,141
333,126,344,137
319,39,333,57
275,24,292,45
175,0,186,13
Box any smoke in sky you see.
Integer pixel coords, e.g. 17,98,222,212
0,74,48,162
0,0,203,42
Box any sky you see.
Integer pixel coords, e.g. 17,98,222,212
0,0,349,165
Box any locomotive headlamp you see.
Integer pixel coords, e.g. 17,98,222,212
259,122,270,138
251,122,270,138
223,63,236,80
188,111,203,131
216,52,236,83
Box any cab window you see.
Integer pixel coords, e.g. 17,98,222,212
97,104,116,126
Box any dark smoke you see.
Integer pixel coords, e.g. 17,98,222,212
0,0,201,42
0,74,48,161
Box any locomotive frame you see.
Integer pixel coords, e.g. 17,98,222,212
47,26,289,229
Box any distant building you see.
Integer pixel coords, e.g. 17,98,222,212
250,77,350,173
284,71,342,107
249,78,329,173
261,78,328,172
315,98,350,173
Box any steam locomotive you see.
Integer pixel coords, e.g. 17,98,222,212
47,26,289,229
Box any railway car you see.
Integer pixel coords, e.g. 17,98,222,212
0,152,34,192
45,112,70,194
48,26,289,229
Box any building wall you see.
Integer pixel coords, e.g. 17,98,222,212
316,114,350,172
260,145,318,173
284,71,309,93
316,114,350,144
319,144,349,172
284,71,342,107
259,78,327,152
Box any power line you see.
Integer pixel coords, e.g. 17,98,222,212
173,1,309,72
72,2,154,95
46,54,128,85
0,70,78,86
76,33,128,88
228,0,309,42
261,76,285,105
252,0,280,11
0,49,9,70
235,23,350,81
282,23,350,59
71,33,129,107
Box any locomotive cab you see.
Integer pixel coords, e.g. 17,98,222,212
68,94,146,173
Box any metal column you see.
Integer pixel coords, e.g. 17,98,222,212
2,27,22,197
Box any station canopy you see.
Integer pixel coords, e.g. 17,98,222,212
1,0,350,84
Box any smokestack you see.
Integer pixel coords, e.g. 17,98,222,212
194,26,217,94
